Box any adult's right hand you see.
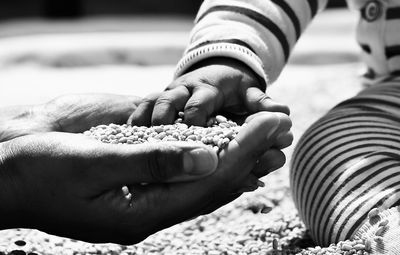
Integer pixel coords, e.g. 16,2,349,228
0,112,291,245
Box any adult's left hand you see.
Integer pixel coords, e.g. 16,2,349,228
0,94,142,142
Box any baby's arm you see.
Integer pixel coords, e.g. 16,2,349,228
178,0,329,84
130,0,329,126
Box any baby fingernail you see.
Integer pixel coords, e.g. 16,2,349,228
183,148,218,175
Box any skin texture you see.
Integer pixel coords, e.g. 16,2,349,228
128,58,290,127
0,94,142,142
0,94,292,244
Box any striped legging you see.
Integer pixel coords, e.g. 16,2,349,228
290,81,400,246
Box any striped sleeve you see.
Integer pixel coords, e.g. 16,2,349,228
175,0,329,87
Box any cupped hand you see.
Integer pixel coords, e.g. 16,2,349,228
0,132,218,242
0,111,291,245
0,93,142,142
128,58,289,126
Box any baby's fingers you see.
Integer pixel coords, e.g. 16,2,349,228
128,93,160,126
275,131,294,149
151,87,190,125
232,112,291,159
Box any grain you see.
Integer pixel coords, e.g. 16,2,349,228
0,114,376,254
84,114,241,153
367,208,379,219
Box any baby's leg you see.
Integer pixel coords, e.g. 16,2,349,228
290,83,400,246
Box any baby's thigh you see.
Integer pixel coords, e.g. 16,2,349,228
290,83,400,246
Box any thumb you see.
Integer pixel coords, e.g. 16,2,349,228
96,141,219,186
245,87,290,115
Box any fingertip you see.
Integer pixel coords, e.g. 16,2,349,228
151,108,176,126
273,112,292,132
274,131,294,149
128,94,160,126
183,109,208,126
245,87,290,115
234,112,281,152
152,86,191,125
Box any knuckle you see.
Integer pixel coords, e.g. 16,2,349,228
154,95,175,107
254,93,270,105
146,145,181,181
184,100,203,113
141,93,160,105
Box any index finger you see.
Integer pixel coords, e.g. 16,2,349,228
151,86,190,125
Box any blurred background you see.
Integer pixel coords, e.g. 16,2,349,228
0,0,346,19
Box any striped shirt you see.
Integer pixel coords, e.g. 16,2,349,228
175,0,400,86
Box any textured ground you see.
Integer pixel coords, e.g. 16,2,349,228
0,9,367,254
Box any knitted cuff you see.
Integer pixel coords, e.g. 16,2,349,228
174,42,268,89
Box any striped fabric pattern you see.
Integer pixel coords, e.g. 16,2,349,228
353,0,400,83
176,0,400,245
177,0,400,85
175,0,328,83
290,83,400,245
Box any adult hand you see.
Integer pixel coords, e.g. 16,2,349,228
0,111,292,244
0,93,142,142
128,58,289,126
0,132,218,243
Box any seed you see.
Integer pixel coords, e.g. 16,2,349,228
216,115,227,123
118,137,128,143
223,130,234,139
182,129,194,137
163,137,178,142
341,244,352,251
375,226,385,236
364,239,371,250
212,136,220,145
155,132,167,140
217,139,224,148
272,239,278,250
219,123,231,128
368,208,379,219
122,186,130,196
222,138,230,146
154,126,164,133
378,219,389,227
353,244,365,250
186,135,198,141
125,193,132,201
